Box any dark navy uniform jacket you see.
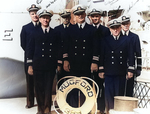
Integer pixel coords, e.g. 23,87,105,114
95,24,110,38
63,23,96,70
20,22,40,63
99,34,135,76
92,24,111,64
54,23,73,65
26,26,61,71
128,31,142,71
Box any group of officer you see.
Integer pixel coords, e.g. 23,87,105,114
20,3,141,114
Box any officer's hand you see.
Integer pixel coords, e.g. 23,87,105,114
91,63,98,72
98,72,104,79
57,66,61,73
126,72,133,79
63,60,70,72
28,66,33,75
136,70,141,76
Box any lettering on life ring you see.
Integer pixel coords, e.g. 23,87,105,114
56,77,96,114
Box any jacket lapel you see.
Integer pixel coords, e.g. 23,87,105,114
114,35,127,50
105,35,116,50
39,27,48,41
74,24,81,40
105,35,127,50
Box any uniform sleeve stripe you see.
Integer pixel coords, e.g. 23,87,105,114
63,53,68,58
128,66,135,70
137,65,142,67
58,60,62,64
137,57,142,59
99,66,104,70
93,56,99,61
27,60,33,63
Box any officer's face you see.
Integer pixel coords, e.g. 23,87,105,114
121,21,130,31
62,16,71,25
39,15,51,27
110,25,121,36
29,11,39,22
75,12,86,24
90,14,101,25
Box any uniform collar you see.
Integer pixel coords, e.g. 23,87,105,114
122,30,129,36
77,22,86,29
63,23,70,28
93,23,100,28
41,26,50,33
111,33,120,40
32,21,39,27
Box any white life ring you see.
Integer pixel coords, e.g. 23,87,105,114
55,76,97,114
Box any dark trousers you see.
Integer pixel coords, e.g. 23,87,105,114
126,76,134,97
33,70,55,113
66,69,91,107
24,63,34,106
93,72,105,112
105,75,126,111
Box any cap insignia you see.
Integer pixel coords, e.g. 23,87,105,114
113,20,117,24
43,10,47,13
77,6,81,10
32,4,36,8
92,8,96,12
122,16,126,20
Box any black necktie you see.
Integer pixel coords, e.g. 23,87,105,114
95,25,97,28
125,31,127,36
35,22,37,27
45,29,47,34
115,36,117,40
64,25,67,29
80,24,82,29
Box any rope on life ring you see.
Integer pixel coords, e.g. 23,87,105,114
53,76,99,114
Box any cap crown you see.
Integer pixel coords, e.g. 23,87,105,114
107,18,121,27
72,4,86,15
59,10,71,18
37,9,53,17
120,14,130,22
87,7,103,16
27,4,41,12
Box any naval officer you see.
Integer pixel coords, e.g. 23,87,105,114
20,4,41,108
98,18,135,113
87,7,110,37
63,4,97,107
54,9,72,87
87,7,111,114
120,14,142,97
63,4,97,77
27,9,61,114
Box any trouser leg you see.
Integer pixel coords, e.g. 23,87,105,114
93,72,105,112
33,70,55,113
25,64,34,107
44,71,55,113
126,76,134,97
105,76,126,112
33,70,45,113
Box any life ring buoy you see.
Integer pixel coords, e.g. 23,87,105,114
55,76,98,114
